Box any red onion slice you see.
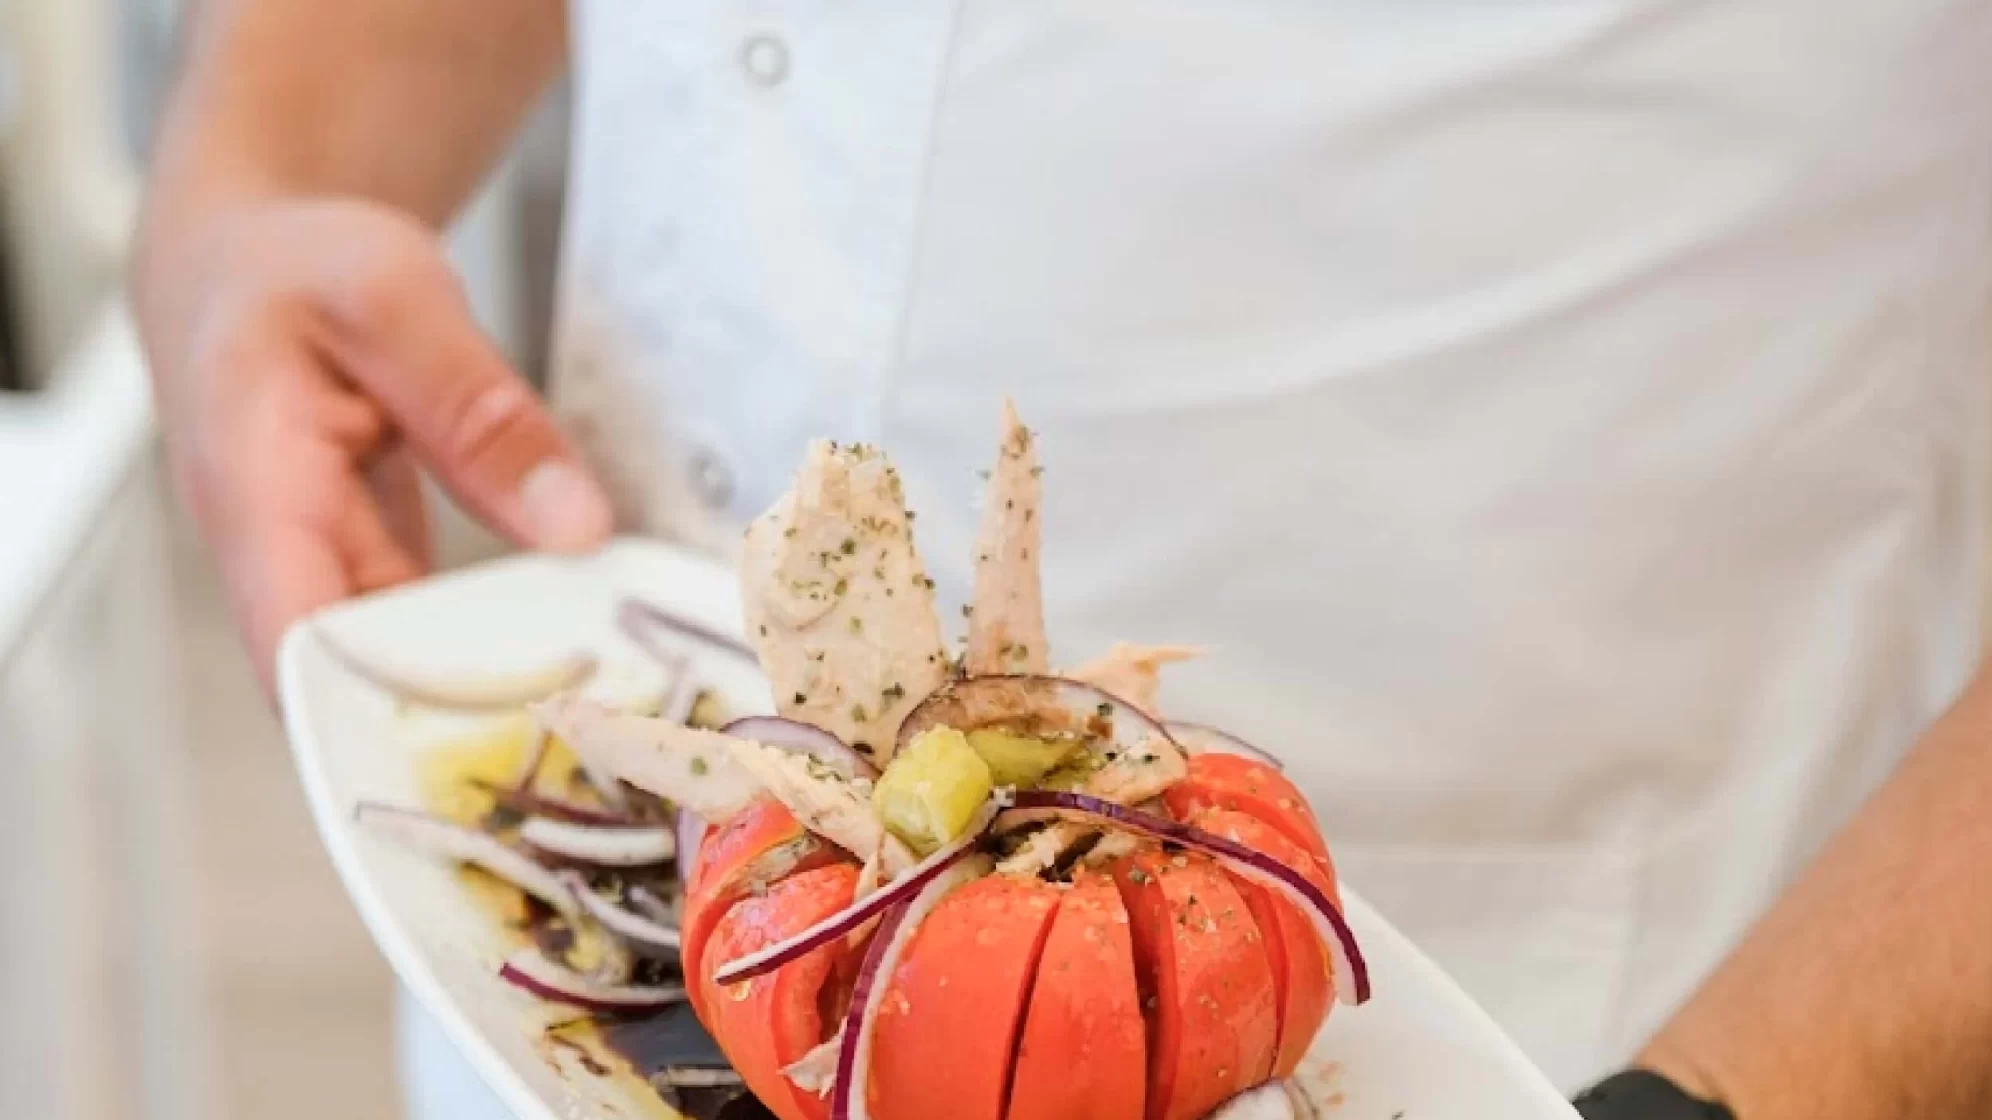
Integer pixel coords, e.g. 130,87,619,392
513,727,554,789
618,597,758,664
1000,792,1369,1005
896,674,1169,756
722,716,879,781
829,857,990,1120
676,811,709,892
316,626,597,712
520,817,676,867
354,802,577,920
711,799,1000,986
559,872,682,956
1165,721,1285,770
474,781,640,827
498,948,686,1014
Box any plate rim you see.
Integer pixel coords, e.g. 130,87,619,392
276,547,647,1120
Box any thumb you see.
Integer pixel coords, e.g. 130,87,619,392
334,273,613,553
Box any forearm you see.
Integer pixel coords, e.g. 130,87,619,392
137,0,564,339
1640,664,1992,1117
151,0,564,221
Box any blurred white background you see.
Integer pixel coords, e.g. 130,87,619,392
0,2,571,1117
7,6,1992,1120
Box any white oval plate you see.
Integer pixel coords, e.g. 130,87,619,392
277,537,1577,1120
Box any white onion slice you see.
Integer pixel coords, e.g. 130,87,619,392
1000,792,1370,1005
628,883,678,926
520,817,676,867
1207,1081,1301,1119
1285,1077,1325,1120
651,1066,746,1090
558,872,682,956
722,716,879,781
1165,721,1285,770
354,802,577,919
785,1032,842,1097
316,626,597,712
656,652,702,726
711,800,1000,985
497,948,686,1014
829,857,989,1120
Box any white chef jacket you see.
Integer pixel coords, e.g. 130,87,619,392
408,0,1992,1112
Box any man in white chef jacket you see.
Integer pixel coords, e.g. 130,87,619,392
136,1,1992,1118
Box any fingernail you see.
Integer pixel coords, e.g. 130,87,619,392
520,460,614,552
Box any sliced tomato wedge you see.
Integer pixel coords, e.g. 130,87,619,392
1112,850,1278,1120
870,874,1063,1120
682,799,839,1021
1005,869,1147,1120
699,863,861,1120
1188,807,1335,1077
1161,753,1335,885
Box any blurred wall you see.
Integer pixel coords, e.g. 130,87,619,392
0,2,573,1119
0,0,137,381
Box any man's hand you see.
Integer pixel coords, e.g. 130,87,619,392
139,197,611,693
136,0,582,693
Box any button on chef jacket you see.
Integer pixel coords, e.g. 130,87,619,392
489,0,1992,1099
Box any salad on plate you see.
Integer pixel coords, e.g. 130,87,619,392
350,404,1368,1120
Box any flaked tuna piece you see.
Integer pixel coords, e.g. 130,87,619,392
994,745,1186,878
995,820,1091,877
965,401,1049,676
529,693,760,821
1079,828,1150,868
1067,642,1203,715
740,441,949,764
994,726,1187,878
724,737,918,876
1086,730,1189,806
533,694,916,871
